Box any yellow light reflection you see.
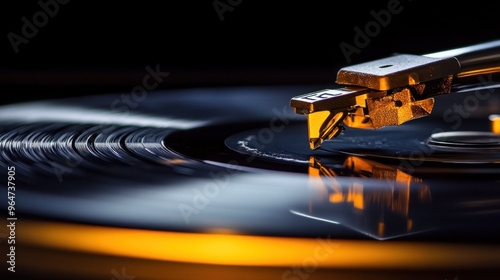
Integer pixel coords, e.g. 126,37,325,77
308,156,431,239
19,220,500,269
377,222,385,237
309,156,424,216
407,219,413,231
490,114,500,134
328,192,343,203
457,66,500,78
348,182,364,210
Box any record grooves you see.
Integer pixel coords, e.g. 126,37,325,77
164,120,311,173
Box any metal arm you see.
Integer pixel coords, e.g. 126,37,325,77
424,39,500,78
291,39,500,150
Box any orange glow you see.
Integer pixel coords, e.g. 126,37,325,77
378,222,385,237
351,182,364,210
308,157,321,177
407,219,413,231
307,156,435,238
163,158,189,165
19,220,500,269
490,114,500,134
392,182,410,216
329,192,343,203
419,185,432,203
457,66,500,78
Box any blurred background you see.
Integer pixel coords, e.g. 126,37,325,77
1,0,499,105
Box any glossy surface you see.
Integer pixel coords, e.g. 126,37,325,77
1,85,500,279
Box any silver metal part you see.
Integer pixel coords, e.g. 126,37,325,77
290,87,370,114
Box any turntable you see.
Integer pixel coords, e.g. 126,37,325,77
2,2,500,279
1,55,500,280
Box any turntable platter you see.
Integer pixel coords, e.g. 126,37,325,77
1,85,500,280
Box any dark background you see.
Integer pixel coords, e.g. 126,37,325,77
1,0,499,105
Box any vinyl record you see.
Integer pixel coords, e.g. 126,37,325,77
1,84,500,280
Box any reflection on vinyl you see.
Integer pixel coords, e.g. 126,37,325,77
1,84,500,279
